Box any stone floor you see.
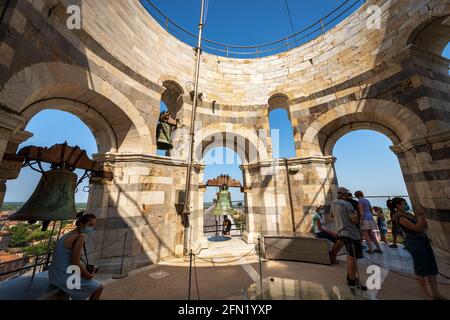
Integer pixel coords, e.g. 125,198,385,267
1,239,449,300
101,240,450,300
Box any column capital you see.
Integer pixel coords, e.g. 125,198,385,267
0,109,26,133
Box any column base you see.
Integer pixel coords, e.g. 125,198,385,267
242,231,260,244
188,236,209,255
433,245,450,279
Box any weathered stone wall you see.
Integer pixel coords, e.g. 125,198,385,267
0,0,449,274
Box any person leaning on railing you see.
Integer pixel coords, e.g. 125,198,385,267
392,198,446,300
48,213,103,300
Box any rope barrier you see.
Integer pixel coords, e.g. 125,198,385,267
193,248,257,264
85,233,127,256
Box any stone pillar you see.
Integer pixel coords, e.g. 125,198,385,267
89,154,189,273
241,159,292,243
391,129,450,277
0,110,26,165
186,163,208,254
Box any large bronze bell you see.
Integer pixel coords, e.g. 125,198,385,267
156,112,177,151
9,168,78,224
156,121,174,150
212,186,234,216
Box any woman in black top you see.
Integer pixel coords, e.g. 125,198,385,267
392,198,445,300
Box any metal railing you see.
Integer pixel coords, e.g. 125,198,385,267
0,251,53,283
140,0,366,58
203,223,246,237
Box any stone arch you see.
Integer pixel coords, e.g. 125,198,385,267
301,99,428,157
268,93,290,113
407,15,450,56
161,80,185,116
0,62,152,154
193,123,269,164
21,98,117,154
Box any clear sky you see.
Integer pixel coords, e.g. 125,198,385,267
3,1,449,207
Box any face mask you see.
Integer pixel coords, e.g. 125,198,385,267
403,204,410,212
82,226,95,234
319,210,325,214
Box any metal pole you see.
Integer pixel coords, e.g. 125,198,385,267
44,221,57,270
188,249,193,300
284,158,296,232
183,0,206,255
112,232,128,279
258,236,264,299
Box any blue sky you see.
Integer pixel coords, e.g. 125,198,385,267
3,1,449,207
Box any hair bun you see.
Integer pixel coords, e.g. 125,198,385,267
76,211,86,218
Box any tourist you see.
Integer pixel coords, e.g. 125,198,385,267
356,191,383,254
392,198,446,300
49,213,103,300
387,199,404,248
312,205,343,265
222,215,232,236
345,191,367,249
374,207,388,243
331,187,367,290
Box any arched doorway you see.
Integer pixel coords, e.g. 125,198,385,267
4,110,98,206
268,94,296,159
202,146,245,240
333,129,411,209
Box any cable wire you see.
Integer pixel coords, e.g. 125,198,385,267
283,0,296,44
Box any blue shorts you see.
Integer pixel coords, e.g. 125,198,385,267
315,231,338,243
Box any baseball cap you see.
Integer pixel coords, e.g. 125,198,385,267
337,187,350,195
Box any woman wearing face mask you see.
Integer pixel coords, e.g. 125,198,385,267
48,213,103,300
392,198,445,300
312,205,343,265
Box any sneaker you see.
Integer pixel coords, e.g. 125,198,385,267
389,244,398,248
347,278,368,291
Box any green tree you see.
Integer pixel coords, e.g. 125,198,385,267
9,224,32,247
26,229,52,242
23,241,55,257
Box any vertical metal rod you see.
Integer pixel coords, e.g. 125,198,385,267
31,255,39,279
188,249,193,300
44,221,57,268
183,0,206,255
320,19,325,33
119,232,127,275
112,232,129,279
258,236,263,300
284,159,296,232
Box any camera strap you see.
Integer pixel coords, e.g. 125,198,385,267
72,235,89,266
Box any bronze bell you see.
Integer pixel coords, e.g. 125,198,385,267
156,121,174,150
156,112,177,151
212,186,234,216
9,168,78,226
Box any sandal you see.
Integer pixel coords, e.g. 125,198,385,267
366,250,374,254
373,249,383,254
